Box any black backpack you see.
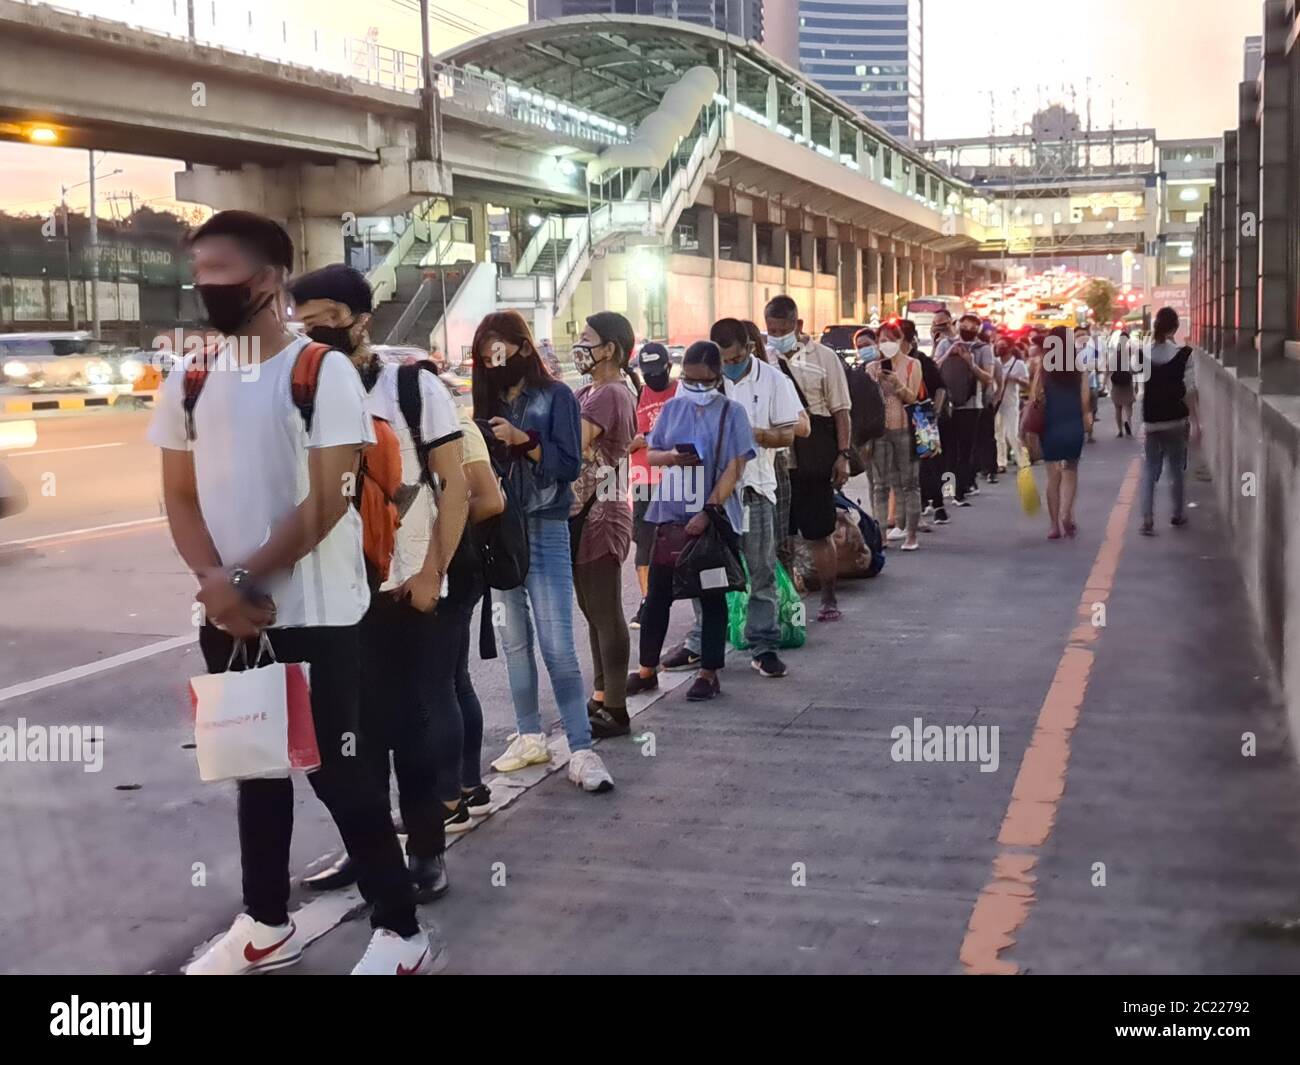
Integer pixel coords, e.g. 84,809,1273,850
835,492,885,578
939,342,979,407
844,359,886,444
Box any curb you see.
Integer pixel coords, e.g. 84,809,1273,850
2,391,154,414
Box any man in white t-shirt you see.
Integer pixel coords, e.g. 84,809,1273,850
288,264,469,907
672,318,803,678
149,212,438,977
994,339,1030,470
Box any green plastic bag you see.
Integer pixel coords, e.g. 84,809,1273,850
727,559,807,650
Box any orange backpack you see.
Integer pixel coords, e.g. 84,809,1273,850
182,341,402,591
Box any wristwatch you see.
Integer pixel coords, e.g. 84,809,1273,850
229,566,257,598
837,448,856,461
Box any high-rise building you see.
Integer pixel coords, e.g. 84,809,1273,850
528,1,799,68
798,0,923,142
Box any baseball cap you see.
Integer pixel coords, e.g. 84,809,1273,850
289,263,374,316
638,341,670,371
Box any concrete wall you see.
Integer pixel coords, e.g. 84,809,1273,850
1196,351,1300,748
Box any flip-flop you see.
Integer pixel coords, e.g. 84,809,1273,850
1047,530,1062,540
817,606,843,622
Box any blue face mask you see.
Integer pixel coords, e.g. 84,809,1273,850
722,356,750,382
769,331,797,354
681,381,719,405
857,345,878,363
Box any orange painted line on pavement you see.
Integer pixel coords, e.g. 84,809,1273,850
960,457,1141,975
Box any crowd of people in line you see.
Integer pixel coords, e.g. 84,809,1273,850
157,210,1200,975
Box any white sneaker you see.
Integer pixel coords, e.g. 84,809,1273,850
490,732,551,773
886,526,905,542
185,913,302,975
351,926,448,975
567,749,614,793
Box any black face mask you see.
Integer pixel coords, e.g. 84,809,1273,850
483,358,529,390
197,282,272,336
643,371,671,392
307,324,359,355
959,328,978,341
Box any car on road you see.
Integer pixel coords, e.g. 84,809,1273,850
819,323,869,358
372,344,470,396
0,331,142,392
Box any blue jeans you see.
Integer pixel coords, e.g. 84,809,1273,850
685,490,780,657
494,516,592,753
1141,425,1187,522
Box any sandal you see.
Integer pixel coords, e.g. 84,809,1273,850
1139,521,1155,537
817,606,843,622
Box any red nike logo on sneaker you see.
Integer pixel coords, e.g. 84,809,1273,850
243,924,295,964
396,948,428,975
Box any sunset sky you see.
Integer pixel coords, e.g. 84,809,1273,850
0,0,1262,220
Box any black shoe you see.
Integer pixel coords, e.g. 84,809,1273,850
934,507,951,524
969,483,981,495
751,652,788,678
444,799,471,835
686,675,721,701
590,707,631,738
955,498,972,508
1171,514,1189,527
409,853,449,902
462,784,492,817
303,855,356,892
587,696,604,718
626,671,659,695
629,600,644,630
661,646,701,671
1124,421,1132,437
986,475,999,484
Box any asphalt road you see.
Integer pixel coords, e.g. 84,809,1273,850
0,405,682,974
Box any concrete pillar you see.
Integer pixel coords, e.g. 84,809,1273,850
766,75,779,129
838,239,857,320
1220,132,1238,366
864,247,881,315
896,253,912,311
1236,78,1260,376
468,202,489,264
881,252,897,316
590,251,612,316
1258,0,1296,393
698,208,719,324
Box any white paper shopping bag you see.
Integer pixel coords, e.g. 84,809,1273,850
189,635,317,783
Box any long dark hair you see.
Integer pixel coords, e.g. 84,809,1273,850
1153,306,1179,344
1044,325,1081,384
471,309,553,421
586,310,641,394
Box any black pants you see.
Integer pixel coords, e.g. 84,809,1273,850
359,591,466,860
450,576,487,791
638,524,732,672
977,404,1000,475
198,623,417,936
951,408,981,500
935,413,955,506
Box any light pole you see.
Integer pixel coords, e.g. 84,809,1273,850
62,154,122,337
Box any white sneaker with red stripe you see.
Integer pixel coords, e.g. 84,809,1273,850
351,926,449,975
185,913,303,975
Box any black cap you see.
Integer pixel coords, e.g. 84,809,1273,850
638,341,669,370
289,263,373,315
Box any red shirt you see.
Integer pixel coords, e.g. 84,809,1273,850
631,380,678,488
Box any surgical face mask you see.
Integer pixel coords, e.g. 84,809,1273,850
856,345,878,363
878,340,900,358
959,328,978,342
307,321,361,355
722,356,750,382
197,278,273,336
681,380,719,404
769,331,797,355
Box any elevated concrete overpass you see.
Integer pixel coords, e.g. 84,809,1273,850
0,1,1006,342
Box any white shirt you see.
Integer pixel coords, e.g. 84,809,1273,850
148,335,376,628
723,356,803,503
364,362,463,591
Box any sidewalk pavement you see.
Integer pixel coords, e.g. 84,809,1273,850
287,426,1300,974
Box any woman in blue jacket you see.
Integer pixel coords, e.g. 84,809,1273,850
471,311,613,794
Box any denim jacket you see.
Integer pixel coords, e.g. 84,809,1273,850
497,381,582,519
